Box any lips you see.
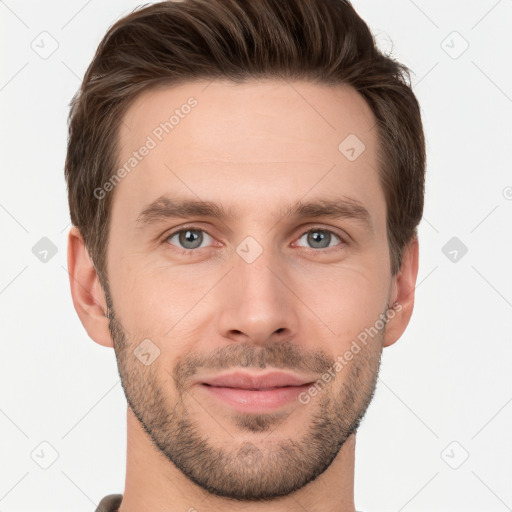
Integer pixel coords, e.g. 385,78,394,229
197,371,317,413
200,371,314,390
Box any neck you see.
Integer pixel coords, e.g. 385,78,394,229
119,406,357,512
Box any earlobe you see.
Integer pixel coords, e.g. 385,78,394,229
67,226,113,348
382,237,420,348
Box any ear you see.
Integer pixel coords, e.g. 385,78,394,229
67,226,113,348
382,237,419,348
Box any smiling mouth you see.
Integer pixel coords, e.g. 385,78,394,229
198,382,313,413
202,383,310,391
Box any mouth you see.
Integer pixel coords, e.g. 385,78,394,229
200,370,316,389
203,384,304,391
198,380,314,413
195,370,317,413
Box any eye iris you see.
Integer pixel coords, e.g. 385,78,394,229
173,229,335,251
308,230,330,249
179,229,203,249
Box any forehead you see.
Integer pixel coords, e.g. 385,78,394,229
112,79,383,227
119,79,377,162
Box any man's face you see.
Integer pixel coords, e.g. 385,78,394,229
105,80,395,500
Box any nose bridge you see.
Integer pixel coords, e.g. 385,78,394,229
217,234,298,341
239,243,280,298
235,235,285,309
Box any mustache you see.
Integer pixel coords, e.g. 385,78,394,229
173,341,335,384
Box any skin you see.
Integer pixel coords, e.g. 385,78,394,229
68,79,419,512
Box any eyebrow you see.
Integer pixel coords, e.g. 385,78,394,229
135,195,373,232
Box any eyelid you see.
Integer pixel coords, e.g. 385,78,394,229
162,223,349,251
162,224,218,250
294,226,347,249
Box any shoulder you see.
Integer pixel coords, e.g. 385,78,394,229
95,494,123,512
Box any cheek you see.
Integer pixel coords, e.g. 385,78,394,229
108,232,391,356
111,265,207,352
301,265,390,346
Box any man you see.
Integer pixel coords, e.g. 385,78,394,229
65,0,425,511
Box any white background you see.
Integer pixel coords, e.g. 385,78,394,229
1,1,511,511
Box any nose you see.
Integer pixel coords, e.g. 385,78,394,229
216,246,300,346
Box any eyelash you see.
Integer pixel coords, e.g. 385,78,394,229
162,225,347,256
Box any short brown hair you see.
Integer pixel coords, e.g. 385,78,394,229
65,0,425,286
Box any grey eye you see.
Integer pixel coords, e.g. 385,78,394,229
166,229,213,250
296,229,342,249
